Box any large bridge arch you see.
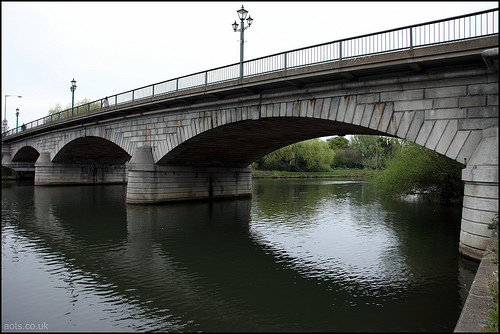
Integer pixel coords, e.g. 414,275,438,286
156,116,385,167
154,83,493,170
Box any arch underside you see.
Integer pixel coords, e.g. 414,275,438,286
12,146,40,162
158,117,387,168
52,137,131,165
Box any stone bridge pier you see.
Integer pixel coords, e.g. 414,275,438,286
125,146,252,204
34,152,127,185
459,125,498,260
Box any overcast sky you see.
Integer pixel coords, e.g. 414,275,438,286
2,1,498,129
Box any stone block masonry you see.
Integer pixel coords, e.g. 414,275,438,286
35,152,127,185
126,146,252,204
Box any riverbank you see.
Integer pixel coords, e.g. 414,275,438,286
455,230,498,332
251,169,373,179
1,166,18,180
1,168,373,181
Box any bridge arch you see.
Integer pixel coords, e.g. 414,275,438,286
53,136,131,165
0,145,40,178
12,146,40,163
155,92,483,169
34,136,130,186
51,126,134,162
157,115,385,167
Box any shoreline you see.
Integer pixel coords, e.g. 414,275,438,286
455,230,498,332
251,169,372,179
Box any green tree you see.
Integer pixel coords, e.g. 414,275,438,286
372,141,464,205
328,136,349,150
256,138,335,172
48,103,64,115
298,138,335,171
259,144,295,171
332,148,363,169
350,135,401,169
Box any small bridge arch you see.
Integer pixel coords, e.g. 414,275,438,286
52,136,131,165
12,146,40,163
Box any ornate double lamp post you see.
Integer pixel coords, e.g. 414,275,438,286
232,5,253,78
70,78,77,115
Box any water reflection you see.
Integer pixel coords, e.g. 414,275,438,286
251,180,403,285
2,179,478,332
249,179,476,331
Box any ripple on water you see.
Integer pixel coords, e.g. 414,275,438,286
2,180,477,332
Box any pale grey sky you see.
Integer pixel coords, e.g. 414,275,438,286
2,1,498,129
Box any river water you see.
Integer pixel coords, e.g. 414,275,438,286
2,178,478,332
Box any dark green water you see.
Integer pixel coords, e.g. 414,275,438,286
1,179,478,332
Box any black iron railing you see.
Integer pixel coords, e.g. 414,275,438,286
3,8,498,138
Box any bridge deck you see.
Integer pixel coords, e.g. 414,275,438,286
2,35,497,144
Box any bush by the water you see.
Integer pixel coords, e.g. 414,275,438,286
372,141,464,205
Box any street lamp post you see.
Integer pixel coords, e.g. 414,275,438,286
3,94,22,133
232,5,253,78
15,108,19,133
70,78,77,116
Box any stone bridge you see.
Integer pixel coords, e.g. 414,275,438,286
2,36,498,260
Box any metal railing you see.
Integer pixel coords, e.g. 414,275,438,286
2,8,497,138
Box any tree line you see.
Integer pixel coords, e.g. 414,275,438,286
253,135,464,205
253,135,401,172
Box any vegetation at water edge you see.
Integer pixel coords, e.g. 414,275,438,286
253,135,464,205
